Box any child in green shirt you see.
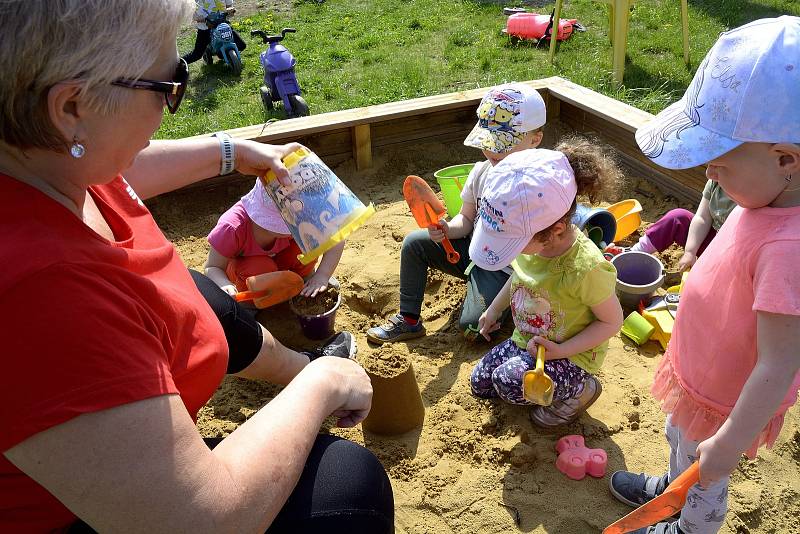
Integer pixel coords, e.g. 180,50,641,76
470,139,623,428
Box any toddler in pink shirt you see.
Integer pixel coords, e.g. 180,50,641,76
205,179,345,298
607,17,800,534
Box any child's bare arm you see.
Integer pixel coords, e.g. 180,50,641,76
696,311,800,487
534,294,623,359
478,277,513,340
301,241,345,297
679,196,713,271
205,247,237,296
430,201,476,242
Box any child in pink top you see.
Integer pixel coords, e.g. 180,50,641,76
608,17,800,534
205,179,345,298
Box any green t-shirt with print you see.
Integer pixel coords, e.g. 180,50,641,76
510,231,617,374
702,180,736,231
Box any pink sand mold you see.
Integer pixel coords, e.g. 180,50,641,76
555,435,608,480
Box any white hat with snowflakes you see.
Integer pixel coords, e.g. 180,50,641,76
636,16,800,170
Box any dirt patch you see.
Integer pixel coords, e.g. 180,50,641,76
290,287,339,316
150,134,800,534
363,345,412,378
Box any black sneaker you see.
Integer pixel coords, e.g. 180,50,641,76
609,470,670,507
303,332,357,361
366,313,425,344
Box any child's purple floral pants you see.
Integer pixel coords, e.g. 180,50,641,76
470,339,589,405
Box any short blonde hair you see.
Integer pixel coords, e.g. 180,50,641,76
0,0,193,151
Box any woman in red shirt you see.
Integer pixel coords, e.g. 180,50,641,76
0,1,392,532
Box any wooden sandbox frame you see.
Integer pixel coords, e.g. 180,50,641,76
179,76,704,204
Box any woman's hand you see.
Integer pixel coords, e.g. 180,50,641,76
532,336,567,359
307,357,373,428
478,307,501,341
427,220,449,243
235,141,306,186
695,434,742,488
676,250,697,272
301,273,330,298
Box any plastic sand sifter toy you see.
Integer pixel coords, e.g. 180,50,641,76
263,147,375,265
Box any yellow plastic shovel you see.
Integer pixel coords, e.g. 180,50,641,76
522,344,554,406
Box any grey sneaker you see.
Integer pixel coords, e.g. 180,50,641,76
366,313,425,344
303,332,357,361
530,375,602,428
609,470,670,507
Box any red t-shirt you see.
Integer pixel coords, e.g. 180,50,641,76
0,174,228,532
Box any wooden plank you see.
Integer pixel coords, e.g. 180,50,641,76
371,108,476,148
547,77,653,132
352,124,372,170
547,78,706,202
192,78,558,143
558,101,703,203
163,77,707,203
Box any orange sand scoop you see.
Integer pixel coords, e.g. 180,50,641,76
604,462,700,534
522,344,554,406
403,175,460,264
234,271,304,309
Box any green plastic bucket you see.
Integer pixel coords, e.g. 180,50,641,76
434,163,475,218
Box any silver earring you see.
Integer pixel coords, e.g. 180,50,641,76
786,174,793,183
70,137,85,158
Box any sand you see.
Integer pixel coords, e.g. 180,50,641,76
149,139,800,534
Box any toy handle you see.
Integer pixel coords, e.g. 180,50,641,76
670,462,700,499
234,290,264,302
251,29,268,43
535,344,546,373
440,235,460,264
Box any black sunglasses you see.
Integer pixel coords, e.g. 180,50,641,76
111,58,189,114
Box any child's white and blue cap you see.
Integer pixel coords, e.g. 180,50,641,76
636,16,800,170
241,179,290,234
469,149,577,271
464,83,547,154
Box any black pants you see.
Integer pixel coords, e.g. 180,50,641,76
69,273,395,532
190,269,263,374
182,28,247,64
208,435,395,533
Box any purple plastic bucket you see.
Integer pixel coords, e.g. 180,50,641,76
290,282,342,340
611,251,665,309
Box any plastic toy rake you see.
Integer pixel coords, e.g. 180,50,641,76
403,175,460,264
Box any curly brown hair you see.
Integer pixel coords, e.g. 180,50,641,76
533,136,622,243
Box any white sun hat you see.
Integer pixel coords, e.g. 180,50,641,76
469,149,577,271
240,179,290,234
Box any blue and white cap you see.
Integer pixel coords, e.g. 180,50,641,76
636,16,800,170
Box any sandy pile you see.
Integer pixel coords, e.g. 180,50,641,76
150,139,800,534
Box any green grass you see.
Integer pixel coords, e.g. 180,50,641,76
157,0,800,139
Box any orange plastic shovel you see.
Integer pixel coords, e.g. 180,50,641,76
522,344,554,406
603,462,700,534
403,175,460,264
234,271,304,309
